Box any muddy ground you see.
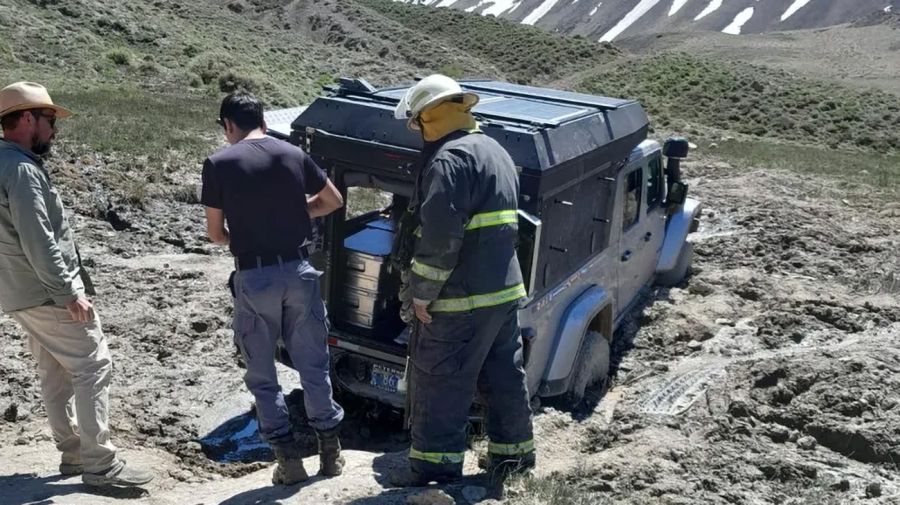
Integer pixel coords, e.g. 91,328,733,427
0,148,899,504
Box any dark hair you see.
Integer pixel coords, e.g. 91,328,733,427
219,92,264,131
0,110,27,131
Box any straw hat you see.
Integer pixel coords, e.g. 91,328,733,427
0,82,72,119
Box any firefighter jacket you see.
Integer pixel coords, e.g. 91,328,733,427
409,130,525,312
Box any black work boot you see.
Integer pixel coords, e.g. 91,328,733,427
271,442,309,485
388,466,459,487
481,452,536,499
487,451,536,481
316,427,345,477
485,451,536,497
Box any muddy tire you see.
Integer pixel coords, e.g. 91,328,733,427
656,241,693,287
565,330,611,406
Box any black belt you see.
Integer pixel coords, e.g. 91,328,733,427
235,247,309,270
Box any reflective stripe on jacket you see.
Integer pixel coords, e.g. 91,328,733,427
410,131,524,311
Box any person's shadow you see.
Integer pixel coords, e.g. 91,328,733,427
0,473,148,505
217,476,326,505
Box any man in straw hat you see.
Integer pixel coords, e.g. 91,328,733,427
0,82,152,487
389,75,535,487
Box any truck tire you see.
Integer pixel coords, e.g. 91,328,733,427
566,330,611,406
656,241,693,287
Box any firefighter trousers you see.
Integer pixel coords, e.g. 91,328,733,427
408,301,534,478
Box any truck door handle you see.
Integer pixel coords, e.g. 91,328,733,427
643,232,652,242
621,250,632,261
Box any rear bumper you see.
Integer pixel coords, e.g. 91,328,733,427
330,340,407,410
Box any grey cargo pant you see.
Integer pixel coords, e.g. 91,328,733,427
232,259,344,442
408,301,534,477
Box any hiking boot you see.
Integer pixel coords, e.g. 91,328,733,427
315,427,345,477
60,453,83,476
59,462,83,476
272,442,309,485
83,460,154,488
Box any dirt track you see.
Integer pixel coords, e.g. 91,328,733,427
1,151,899,504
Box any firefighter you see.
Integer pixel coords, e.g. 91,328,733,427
390,74,535,486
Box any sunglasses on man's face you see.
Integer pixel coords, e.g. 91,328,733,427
216,118,226,129
32,111,57,128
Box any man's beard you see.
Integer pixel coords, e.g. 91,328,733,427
31,132,52,156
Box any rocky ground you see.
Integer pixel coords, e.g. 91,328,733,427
0,149,899,504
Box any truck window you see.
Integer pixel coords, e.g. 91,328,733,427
647,157,664,209
623,168,642,230
346,187,392,218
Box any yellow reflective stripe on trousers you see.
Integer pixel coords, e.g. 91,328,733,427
465,209,518,231
411,259,453,282
488,439,535,455
409,448,465,465
430,283,526,313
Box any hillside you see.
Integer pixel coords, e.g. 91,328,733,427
1,1,900,504
398,0,899,41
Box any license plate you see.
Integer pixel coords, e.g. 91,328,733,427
370,364,402,394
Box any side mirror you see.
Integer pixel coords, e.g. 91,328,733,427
663,137,690,159
667,181,688,206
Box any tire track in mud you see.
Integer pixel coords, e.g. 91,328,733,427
638,326,900,416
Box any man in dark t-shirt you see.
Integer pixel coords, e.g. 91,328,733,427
201,92,345,486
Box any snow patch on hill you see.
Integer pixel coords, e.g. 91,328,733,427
669,0,689,16
600,0,663,42
723,7,754,34
482,0,521,16
522,0,563,24
695,0,723,20
781,0,813,21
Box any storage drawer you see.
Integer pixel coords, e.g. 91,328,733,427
337,285,402,336
345,250,389,279
340,285,381,318
342,307,375,329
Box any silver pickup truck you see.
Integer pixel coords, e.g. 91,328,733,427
264,78,701,410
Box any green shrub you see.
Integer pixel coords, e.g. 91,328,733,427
0,40,14,63
217,71,259,93
106,48,133,66
314,73,336,90
170,185,200,205
437,62,465,79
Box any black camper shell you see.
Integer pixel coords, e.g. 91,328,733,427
288,78,649,301
266,79,655,407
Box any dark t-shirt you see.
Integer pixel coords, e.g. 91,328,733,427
201,137,327,257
